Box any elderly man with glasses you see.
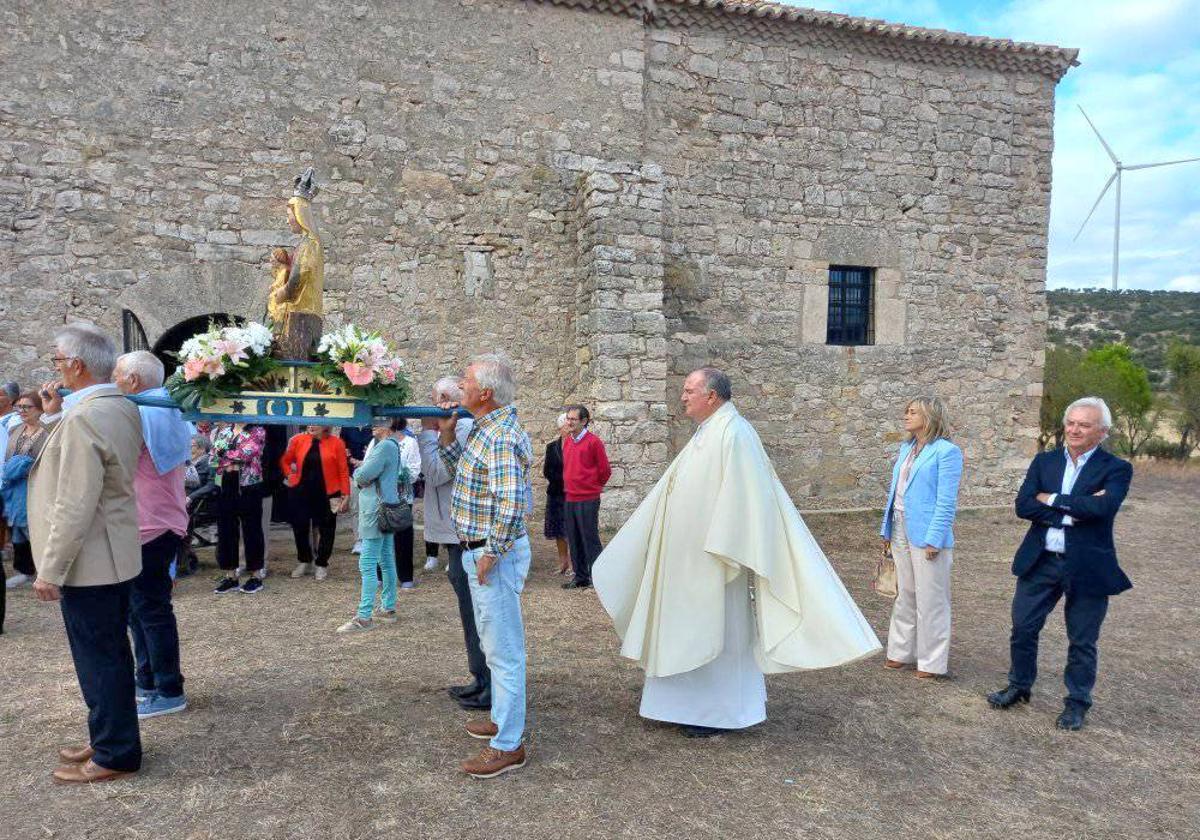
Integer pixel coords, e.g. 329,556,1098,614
30,324,146,783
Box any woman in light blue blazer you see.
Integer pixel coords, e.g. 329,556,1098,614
880,397,963,677
337,416,401,634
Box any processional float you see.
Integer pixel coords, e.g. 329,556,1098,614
143,168,463,425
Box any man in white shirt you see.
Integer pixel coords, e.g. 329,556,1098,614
988,397,1133,731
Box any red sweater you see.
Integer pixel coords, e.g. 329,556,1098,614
563,431,612,502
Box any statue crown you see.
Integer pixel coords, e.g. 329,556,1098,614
293,167,319,201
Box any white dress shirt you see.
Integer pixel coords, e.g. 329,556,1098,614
1044,445,1099,553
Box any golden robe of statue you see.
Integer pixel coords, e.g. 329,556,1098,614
269,173,324,359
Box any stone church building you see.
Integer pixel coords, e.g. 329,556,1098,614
0,0,1075,523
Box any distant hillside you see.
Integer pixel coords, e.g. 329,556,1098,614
1047,289,1200,387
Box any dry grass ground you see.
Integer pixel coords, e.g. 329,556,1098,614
1,466,1197,840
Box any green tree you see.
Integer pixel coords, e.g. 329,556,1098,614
1166,342,1200,459
1040,343,1157,455
1040,347,1088,449
1082,344,1156,456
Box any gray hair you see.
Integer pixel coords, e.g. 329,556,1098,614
470,352,517,406
1064,396,1113,435
191,433,211,452
556,412,569,429
433,375,463,403
0,382,19,402
695,367,732,401
116,350,165,389
55,323,118,381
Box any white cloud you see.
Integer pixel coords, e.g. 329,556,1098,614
1167,275,1200,291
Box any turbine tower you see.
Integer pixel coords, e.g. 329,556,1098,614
1073,106,1200,291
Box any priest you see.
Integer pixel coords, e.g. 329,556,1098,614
593,367,881,737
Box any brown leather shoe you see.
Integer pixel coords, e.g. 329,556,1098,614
884,659,911,670
462,745,526,778
52,759,134,785
466,719,499,740
58,745,95,764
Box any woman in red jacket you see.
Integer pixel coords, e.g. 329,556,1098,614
281,425,351,581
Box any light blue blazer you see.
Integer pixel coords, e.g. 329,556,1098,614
879,437,963,549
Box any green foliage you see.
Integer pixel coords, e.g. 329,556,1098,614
1166,341,1200,459
1140,437,1179,461
1048,290,1200,386
1039,342,1158,455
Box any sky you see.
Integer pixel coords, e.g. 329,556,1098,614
778,0,1200,291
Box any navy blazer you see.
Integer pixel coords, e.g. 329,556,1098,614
1013,446,1133,597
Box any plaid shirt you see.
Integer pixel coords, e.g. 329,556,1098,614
439,404,532,556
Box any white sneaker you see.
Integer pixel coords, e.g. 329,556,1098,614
315,566,328,581
423,556,438,571
290,563,313,578
5,573,32,589
351,541,363,555
336,616,374,634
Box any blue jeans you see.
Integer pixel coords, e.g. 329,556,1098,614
129,532,185,698
357,535,397,620
463,535,532,751
1008,551,1110,709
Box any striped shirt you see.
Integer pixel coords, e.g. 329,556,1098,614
439,404,532,556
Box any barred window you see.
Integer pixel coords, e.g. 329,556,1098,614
826,266,875,346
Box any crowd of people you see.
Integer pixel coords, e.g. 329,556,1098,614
1,321,1134,784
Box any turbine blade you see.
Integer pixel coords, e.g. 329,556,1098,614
1124,156,1200,171
1073,171,1117,241
1078,106,1120,165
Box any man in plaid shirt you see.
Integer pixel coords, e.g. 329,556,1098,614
436,352,533,778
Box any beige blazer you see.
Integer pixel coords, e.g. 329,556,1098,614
28,385,144,587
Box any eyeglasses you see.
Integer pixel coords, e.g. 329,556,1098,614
50,355,77,366
14,404,37,411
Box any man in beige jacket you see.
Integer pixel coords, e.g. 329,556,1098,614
30,323,145,784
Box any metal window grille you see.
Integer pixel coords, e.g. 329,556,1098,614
826,266,875,346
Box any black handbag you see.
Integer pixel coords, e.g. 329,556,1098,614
378,499,412,533
376,438,412,533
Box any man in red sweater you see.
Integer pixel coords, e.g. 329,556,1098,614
561,405,611,590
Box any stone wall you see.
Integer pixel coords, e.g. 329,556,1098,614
644,18,1057,507
0,0,1067,522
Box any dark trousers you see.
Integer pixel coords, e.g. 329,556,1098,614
129,532,185,698
392,525,414,584
12,540,36,576
1008,550,1110,709
425,540,440,558
565,498,603,585
61,580,142,772
446,544,490,691
216,476,264,572
290,489,337,567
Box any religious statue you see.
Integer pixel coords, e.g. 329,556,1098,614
268,167,324,359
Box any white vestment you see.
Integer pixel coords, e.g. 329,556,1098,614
640,571,766,728
593,402,881,724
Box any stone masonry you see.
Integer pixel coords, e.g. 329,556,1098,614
0,0,1076,525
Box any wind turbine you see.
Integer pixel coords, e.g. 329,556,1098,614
1073,105,1200,291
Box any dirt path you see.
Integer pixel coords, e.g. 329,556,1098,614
1,466,1196,839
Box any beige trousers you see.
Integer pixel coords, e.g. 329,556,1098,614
886,510,953,674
